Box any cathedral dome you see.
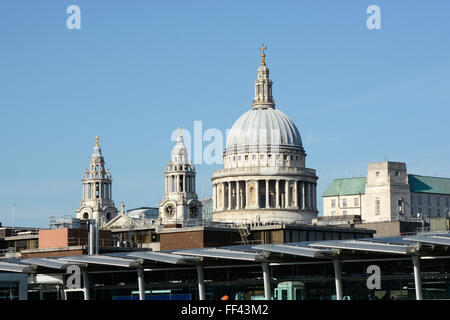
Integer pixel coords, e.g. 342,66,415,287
225,45,303,155
225,107,303,153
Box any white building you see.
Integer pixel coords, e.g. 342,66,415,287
158,128,203,226
323,161,450,223
75,137,118,225
211,46,318,224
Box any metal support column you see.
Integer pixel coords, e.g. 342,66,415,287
261,262,271,300
332,259,343,300
89,220,95,255
196,265,206,300
412,256,423,300
82,270,90,300
137,268,145,301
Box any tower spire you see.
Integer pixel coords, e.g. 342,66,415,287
96,136,99,147
252,44,275,109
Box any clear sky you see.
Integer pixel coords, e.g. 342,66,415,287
1,1,450,228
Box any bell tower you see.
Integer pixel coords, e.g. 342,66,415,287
158,127,202,226
75,136,118,226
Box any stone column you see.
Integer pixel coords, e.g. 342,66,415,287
228,182,232,210
256,180,260,208
265,180,270,208
245,180,250,209
222,182,226,211
275,180,280,208
236,181,240,210
307,182,312,210
313,183,317,211
302,182,306,210
285,180,289,208
213,184,216,210
293,180,298,208
176,175,180,192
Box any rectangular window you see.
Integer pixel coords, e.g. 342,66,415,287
418,195,422,205
343,210,347,215
437,209,441,217
342,199,347,207
428,208,432,216
428,196,431,205
331,199,336,208
395,171,399,176
375,200,381,215
437,197,440,207
446,198,449,207
354,197,359,206
418,208,422,214
398,199,403,214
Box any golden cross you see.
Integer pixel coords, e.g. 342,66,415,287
178,126,182,137
260,44,267,65
260,44,267,55
96,136,99,146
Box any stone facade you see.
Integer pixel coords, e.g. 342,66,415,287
158,129,202,226
75,137,118,226
212,47,318,224
323,161,450,223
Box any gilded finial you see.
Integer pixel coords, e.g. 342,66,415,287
260,44,267,66
178,126,182,137
96,136,99,147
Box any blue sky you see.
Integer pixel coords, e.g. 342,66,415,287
1,1,450,227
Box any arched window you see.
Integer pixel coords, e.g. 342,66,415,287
83,212,89,219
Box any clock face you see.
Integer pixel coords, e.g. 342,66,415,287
164,203,175,218
188,202,199,218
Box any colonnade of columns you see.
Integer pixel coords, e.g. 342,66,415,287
82,182,112,200
165,174,196,194
212,179,317,212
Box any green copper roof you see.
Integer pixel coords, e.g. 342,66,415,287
408,175,450,195
322,177,366,197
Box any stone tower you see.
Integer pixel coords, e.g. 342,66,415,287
75,136,118,226
158,127,202,226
